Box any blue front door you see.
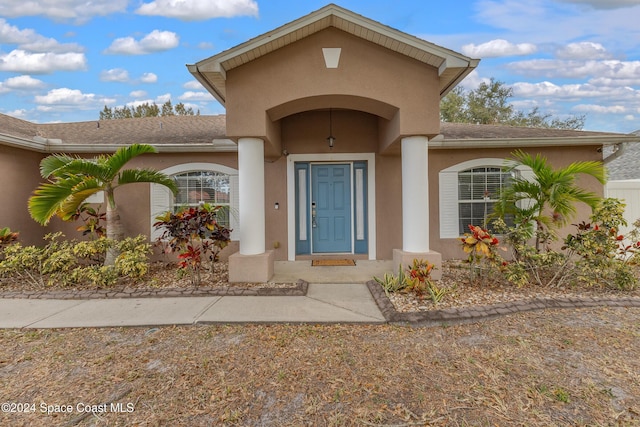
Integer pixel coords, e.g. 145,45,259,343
312,164,352,253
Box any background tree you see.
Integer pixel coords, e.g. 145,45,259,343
441,78,585,130
99,101,199,120
28,144,178,265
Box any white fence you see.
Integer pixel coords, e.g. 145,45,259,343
605,180,640,234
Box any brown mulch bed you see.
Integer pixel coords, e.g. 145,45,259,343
387,260,640,313
1,308,639,425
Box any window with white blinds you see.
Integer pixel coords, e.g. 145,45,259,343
458,167,517,234
173,171,231,226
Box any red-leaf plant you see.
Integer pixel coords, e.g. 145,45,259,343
154,204,231,286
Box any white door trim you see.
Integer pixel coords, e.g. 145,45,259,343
287,153,376,261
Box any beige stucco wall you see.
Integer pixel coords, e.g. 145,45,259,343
0,145,45,245
37,152,239,259
224,27,441,156
429,146,605,260
1,139,608,264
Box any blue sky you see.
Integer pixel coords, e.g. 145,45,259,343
1,0,639,133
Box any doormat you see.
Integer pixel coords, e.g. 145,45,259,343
311,259,356,267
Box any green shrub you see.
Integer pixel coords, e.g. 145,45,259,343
0,233,151,288
564,199,639,290
115,236,151,279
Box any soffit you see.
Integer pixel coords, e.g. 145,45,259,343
189,4,478,105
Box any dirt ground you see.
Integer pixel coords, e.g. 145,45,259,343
1,307,639,426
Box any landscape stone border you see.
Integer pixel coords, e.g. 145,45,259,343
0,279,308,300
366,280,640,325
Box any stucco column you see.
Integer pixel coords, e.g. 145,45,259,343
401,135,430,252
229,137,274,282
393,135,442,280
238,137,266,255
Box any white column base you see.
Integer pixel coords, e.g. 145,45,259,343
229,250,275,283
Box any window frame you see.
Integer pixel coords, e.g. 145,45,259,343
439,158,534,239
173,170,232,227
150,163,239,241
457,166,517,235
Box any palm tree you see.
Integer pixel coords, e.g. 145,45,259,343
494,149,606,251
29,144,177,265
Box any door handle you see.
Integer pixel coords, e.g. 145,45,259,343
312,201,317,228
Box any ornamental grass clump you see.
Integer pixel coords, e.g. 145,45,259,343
374,259,447,304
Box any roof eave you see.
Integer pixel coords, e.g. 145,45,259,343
186,64,226,106
429,135,640,149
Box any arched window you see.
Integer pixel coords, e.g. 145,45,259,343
439,158,533,238
151,163,239,240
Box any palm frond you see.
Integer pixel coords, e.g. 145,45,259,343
28,177,80,225
106,144,157,176
562,160,606,184
59,179,104,218
117,168,178,194
40,154,77,178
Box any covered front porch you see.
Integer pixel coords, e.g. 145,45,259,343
187,4,478,282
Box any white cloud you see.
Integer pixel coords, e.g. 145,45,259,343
0,75,46,93
472,0,640,52
0,19,83,53
183,80,204,90
0,0,128,23
136,0,258,21
572,104,628,113
507,59,640,83
4,109,28,118
140,73,158,83
512,81,640,104
179,91,215,101
155,93,172,103
35,88,95,105
556,42,612,60
455,70,491,91
461,39,537,58
104,30,179,55
0,50,87,73
100,68,130,82
624,115,635,121
130,90,147,98
557,0,640,9
34,88,115,111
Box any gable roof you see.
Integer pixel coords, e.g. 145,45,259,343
188,3,479,105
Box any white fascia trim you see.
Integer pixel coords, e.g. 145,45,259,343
46,143,237,154
286,153,376,261
0,134,47,152
430,135,639,149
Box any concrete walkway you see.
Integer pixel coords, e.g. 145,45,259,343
4,260,638,329
0,282,386,329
